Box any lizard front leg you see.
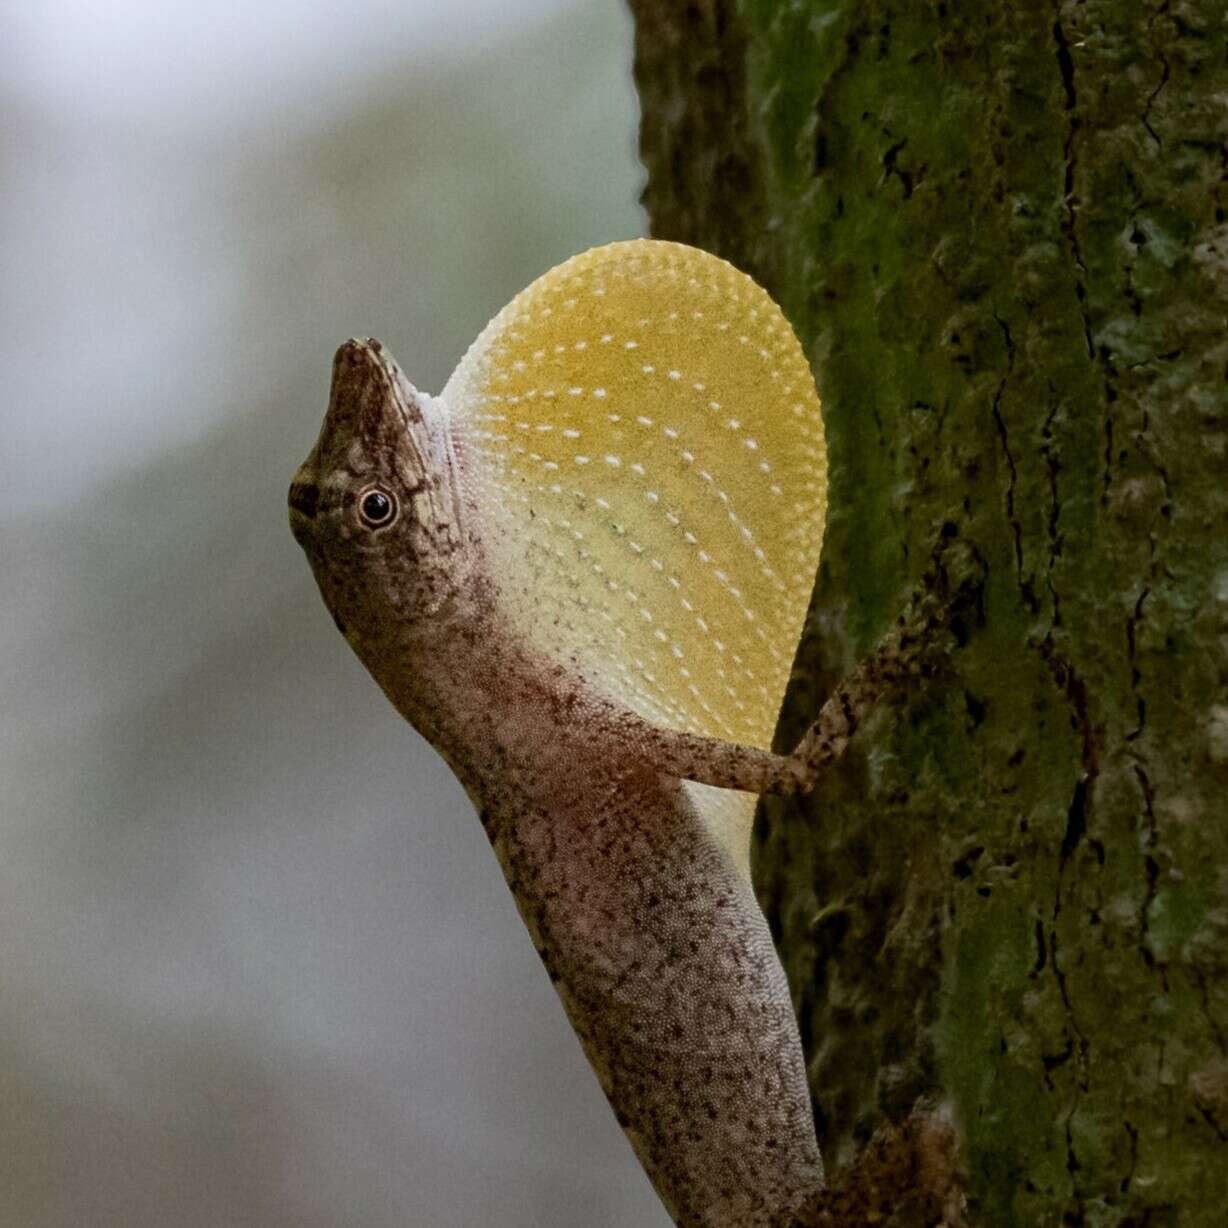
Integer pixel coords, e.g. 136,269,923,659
603,542,984,797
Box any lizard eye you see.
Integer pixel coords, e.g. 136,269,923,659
359,488,396,528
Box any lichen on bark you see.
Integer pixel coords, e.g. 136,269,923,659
629,1,1228,1222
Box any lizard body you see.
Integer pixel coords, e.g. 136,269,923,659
289,242,830,1226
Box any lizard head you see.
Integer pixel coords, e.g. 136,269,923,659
289,339,469,651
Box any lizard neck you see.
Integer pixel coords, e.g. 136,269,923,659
350,552,586,788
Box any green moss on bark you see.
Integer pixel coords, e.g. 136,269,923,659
630,1,1228,1222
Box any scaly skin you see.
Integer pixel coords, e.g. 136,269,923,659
289,243,842,1226
287,333,975,1225
289,338,823,1227
391,614,823,1228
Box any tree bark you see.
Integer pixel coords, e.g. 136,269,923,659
628,1,1228,1224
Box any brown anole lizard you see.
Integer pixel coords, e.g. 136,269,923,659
288,241,967,1228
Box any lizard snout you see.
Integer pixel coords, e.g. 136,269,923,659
288,478,320,521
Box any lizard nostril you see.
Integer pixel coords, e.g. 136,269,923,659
288,480,320,519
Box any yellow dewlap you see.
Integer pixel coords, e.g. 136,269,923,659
442,241,826,868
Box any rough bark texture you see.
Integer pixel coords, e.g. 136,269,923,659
629,2,1228,1224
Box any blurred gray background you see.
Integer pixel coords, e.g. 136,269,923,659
2,2,671,1224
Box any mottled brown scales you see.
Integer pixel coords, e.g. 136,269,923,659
288,242,966,1226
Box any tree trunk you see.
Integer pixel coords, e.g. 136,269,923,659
627,2,1228,1223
